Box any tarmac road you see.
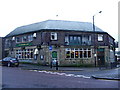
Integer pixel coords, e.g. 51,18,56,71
2,66,119,88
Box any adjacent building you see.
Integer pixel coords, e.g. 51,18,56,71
118,33,120,51
4,20,115,66
0,37,3,60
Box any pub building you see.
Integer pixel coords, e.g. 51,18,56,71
4,20,115,66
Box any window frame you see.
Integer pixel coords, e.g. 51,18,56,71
16,37,20,43
51,32,58,40
65,48,92,59
28,34,33,42
15,49,34,59
98,34,104,41
22,36,27,42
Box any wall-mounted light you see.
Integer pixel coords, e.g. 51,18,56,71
12,37,15,41
33,33,37,38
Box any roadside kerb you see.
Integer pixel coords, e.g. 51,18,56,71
91,75,120,81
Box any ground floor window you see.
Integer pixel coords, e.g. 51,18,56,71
65,48,92,59
15,49,33,59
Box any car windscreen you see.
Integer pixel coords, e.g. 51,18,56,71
3,57,11,61
3,57,17,61
11,58,17,60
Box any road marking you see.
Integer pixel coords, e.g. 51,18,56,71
30,70,91,79
57,73,66,75
65,74,75,77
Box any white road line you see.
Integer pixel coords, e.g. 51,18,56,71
29,70,90,79
74,75,84,77
38,71,43,72
33,70,38,72
65,74,75,77
57,73,67,75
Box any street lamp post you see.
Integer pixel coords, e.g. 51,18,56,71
93,11,102,67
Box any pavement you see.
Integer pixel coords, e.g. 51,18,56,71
19,63,120,81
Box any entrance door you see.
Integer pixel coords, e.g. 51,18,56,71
97,48,105,66
51,51,58,65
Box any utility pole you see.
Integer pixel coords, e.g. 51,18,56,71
93,11,102,67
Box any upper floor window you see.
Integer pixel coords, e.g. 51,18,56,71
15,34,34,43
16,37,20,43
82,35,90,44
65,36,69,45
22,36,27,42
69,36,82,43
98,34,103,41
51,32,57,40
109,36,114,45
28,35,33,42
68,35,91,45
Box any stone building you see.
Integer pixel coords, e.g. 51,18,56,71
4,20,115,66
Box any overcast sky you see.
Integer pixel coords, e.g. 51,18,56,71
0,0,119,41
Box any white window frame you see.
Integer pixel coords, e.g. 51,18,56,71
65,48,92,59
65,36,69,45
98,34,103,41
15,49,34,59
51,32,57,40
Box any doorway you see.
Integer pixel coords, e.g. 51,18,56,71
52,51,57,59
51,51,58,65
97,48,105,66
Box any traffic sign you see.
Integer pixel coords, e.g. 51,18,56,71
49,46,52,51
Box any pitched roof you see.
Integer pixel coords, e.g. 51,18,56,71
5,20,106,37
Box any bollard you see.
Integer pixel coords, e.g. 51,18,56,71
98,59,101,70
50,61,52,68
110,62,112,69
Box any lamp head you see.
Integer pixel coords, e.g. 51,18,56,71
99,11,102,13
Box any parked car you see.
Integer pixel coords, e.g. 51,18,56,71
2,57,19,67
